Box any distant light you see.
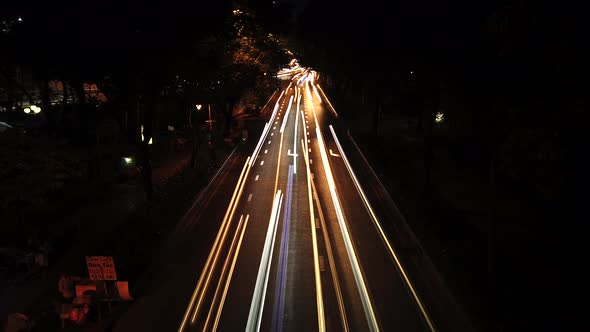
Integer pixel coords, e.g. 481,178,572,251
410,70,414,75
23,107,31,114
33,106,41,113
168,125,175,131
148,137,153,145
196,104,202,111
17,17,23,22
435,111,444,123
264,72,267,76
123,157,133,165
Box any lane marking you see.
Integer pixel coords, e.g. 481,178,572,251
264,149,268,154
260,160,264,166
247,193,253,202
329,149,340,157
255,175,259,181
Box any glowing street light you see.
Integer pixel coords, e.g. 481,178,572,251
435,111,445,123
23,107,31,114
196,104,202,111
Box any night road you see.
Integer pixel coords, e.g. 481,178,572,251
112,67,472,332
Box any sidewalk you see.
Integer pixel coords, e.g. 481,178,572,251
0,145,192,330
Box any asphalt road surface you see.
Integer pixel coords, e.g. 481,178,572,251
114,68,474,332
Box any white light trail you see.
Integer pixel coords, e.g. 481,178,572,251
280,95,294,133
246,191,284,332
292,101,299,174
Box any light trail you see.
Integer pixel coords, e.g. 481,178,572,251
189,154,253,324
279,95,294,133
292,99,299,174
177,144,239,234
300,110,326,332
246,191,284,332
312,84,322,103
212,214,250,332
271,165,294,332
316,84,339,118
178,156,251,331
302,140,349,332
331,128,437,332
307,87,380,332
203,214,247,331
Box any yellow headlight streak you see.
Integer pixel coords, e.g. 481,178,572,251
203,214,250,331
329,126,436,332
304,140,349,332
312,84,322,104
300,109,326,332
212,214,250,331
190,157,252,324
306,85,380,332
178,156,251,331
316,84,339,118
246,191,284,332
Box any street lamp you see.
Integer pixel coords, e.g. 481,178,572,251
195,104,202,111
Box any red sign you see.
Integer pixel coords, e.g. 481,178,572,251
85,256,117,280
